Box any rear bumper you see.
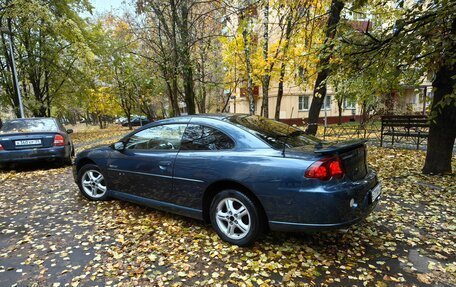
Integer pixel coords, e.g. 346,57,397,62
263,169,381,232
0,146,69,163
269,194,380,232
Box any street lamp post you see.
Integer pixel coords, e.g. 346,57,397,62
1,26,25,118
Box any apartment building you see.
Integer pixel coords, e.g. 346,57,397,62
227,83,432,124
225,3,432,124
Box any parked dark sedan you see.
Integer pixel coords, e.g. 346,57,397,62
0,118,74,167
121,116,150,127
73,114,381,246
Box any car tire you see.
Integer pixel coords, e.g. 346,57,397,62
61,155,72,166
77,164,109,201
210,189,265,246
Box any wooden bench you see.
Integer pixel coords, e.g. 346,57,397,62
380,115,429,149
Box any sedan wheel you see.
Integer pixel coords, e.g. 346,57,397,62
210,189,265,246
77,164,109,201
215,198,251,240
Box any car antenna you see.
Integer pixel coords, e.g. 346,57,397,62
282,106,294,157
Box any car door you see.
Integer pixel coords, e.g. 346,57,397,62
107,123,187,202
170,124,236,208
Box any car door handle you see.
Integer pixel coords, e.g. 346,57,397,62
159,161,172,170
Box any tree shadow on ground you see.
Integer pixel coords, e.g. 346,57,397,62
0,161,68,173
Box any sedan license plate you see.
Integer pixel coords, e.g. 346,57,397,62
370,184,381,203
15,139,42,146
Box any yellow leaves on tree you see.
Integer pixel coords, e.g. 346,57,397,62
220,0,329,93
87,87,122,119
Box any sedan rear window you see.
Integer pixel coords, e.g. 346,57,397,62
0,118,58,134
181,124,235,150
226,115,321,149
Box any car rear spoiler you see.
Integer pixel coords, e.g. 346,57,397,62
314,139,368,155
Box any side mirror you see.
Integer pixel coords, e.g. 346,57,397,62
66,129,73,134
113,141,125,151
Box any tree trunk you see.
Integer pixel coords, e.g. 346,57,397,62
139,97,155,121
180,1,196,115
222,90,232,113
274,17,293,120
98,116,103,129
337,97,343,125
306,0,344,135
37,105,47,117
126,113,132,130
261,0,269,118
242,18,255,115
164,78,177,117
170,0,181,117
422,63,456,174
274,62,286,120
197,50,207,114
171,77,180,116
200,87,207,113
160,101,167,118
45,73,51,117
360,100,368,126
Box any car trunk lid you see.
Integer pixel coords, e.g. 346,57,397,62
0,132,58,150
314,139,368,181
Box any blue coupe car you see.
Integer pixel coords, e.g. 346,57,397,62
73,114,381,246
0,118,74,167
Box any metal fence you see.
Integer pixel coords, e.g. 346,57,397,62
318,121,455,153
322,123,382,142
320,122,431,151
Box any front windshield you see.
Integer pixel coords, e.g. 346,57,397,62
226,115,321,149
0,119,58,134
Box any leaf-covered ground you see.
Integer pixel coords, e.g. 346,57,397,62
0,130,455,287
70,125,132,147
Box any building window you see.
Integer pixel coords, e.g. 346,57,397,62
240,86,259,98
344,98,356,109
321,96,331,110
299,96,309,110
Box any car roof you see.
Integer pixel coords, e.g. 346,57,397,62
6,117,56,121
177,113,246,121
3,117,59,126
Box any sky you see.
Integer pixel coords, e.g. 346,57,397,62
84,0,128,16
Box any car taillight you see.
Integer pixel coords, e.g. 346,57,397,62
53,134,65,146
0,144,3,151
305,156,344,181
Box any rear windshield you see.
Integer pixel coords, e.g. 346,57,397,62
0,119,58,134
226,115,321,149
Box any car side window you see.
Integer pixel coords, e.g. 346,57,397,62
126,124,187,150
181,124,235,151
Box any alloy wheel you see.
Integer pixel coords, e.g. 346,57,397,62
215,197,251,239
81,170,107,198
